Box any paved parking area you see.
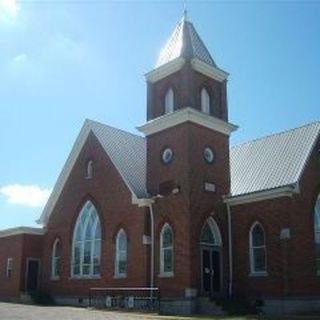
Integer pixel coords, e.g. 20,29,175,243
0,303,166,320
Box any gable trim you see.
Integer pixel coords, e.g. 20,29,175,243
38,120,140,226
137,107,238,136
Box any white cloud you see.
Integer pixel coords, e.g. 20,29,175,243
0,0,19,24
0,184,51,208
12,53,27,64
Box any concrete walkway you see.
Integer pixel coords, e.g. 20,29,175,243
0,303,174,320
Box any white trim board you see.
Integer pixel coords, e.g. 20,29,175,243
137,107,238,137
145,57,228,83
223,185,299,206
0,227,46,238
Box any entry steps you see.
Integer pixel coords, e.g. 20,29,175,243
197,297,226,316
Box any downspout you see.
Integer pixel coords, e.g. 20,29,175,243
148,203,155,290
226,202,233,297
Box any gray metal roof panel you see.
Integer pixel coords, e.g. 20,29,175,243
230,121,320,197
156,18,216,68
87,120,147,198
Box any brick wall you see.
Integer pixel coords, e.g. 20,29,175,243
0,235,24,299
231,136,320,299
147,63,228,121
40,132,149,298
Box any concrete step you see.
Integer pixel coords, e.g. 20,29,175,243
197,298,226,316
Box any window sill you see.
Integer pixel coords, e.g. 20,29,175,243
114,274,127,279
249,271,268,277
70,275,101,280
158,272,174,278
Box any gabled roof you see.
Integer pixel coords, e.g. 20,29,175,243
39,119,147,225
89,120,147,198
230,121,320,197
155,15,216,68
39,118,320,225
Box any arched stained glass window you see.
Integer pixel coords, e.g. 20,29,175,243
72,201,101,277
51,239,61,279
160,223,174,276
115,229,127,277
165,88,174,114
249,222,267,274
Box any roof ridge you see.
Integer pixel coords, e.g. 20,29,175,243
85,118,145,140
231,120,320,150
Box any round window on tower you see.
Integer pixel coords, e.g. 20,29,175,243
203,147,215,164
161,147,174,165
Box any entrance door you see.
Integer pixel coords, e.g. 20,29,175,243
201,248,221,297
26,259,40,292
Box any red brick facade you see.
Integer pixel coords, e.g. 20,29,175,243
1,16,320,316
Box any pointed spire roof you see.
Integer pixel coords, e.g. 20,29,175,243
155,15,216,68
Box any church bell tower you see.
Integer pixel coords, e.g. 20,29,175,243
138,13,237,208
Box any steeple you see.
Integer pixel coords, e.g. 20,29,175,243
155,15,216,68
143,14,231,123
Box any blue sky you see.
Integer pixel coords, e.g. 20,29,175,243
0,0,320,229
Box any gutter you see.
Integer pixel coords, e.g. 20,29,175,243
223,184,300,206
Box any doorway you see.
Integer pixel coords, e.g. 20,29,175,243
26,258,40,293
201,247,221,296
200,218,222,297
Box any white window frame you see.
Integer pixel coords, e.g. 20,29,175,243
114,228,128,278
51,238,61,280
201,87,210,114
86,160,93,179
165,88,174,114
6,257,13,278
159,223,174,278
71,201,101,278
249,222,267,276
314,194,320,275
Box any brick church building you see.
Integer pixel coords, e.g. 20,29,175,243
1,13,320,315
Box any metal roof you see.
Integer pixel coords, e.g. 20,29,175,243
39,119,320,226
89,120,147,198
155,16,216,68
230,121,320,197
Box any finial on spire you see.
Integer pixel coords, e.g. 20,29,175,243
183,0,188,21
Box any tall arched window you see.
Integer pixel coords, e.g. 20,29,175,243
51,239,61,279
160,223,174,276
72,201,101,277
165,88,174,114
249,222,267,274
314,194,320,274
201,88,210,114
115,229,127,278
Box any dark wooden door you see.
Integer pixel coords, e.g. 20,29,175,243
26,260,39,292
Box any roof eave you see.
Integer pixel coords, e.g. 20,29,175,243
191,58,229,82
0,226,46,238
145,57,186,83
137,107,238,137
223,184,300,206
